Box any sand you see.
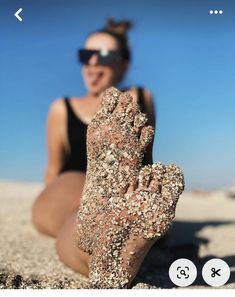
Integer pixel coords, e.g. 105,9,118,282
0,180,234,289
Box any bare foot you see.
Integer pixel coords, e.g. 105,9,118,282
73,87,184,288
86,162,184,288
74,87,154,254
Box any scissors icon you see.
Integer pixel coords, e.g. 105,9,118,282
211,267,221,277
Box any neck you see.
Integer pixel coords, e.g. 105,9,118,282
87,92,102,100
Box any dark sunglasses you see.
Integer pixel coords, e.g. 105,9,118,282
78,49,124,66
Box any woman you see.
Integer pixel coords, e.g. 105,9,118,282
31,19,156,277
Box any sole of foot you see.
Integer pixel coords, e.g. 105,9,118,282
86,162,184,288
74,87,154,254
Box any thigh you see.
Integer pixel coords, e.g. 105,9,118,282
56,208,90,277
32,171,86,237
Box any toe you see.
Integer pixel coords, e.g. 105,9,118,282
117,177,138,196
126,180,138,193
151,162,166,179
133,112,148,132
149,178,162,194
125,102,140,125
100,87,121,113
118,184,129,196
161,164,184,201
139,125,154,150
138,165,152,188
113,91,133,114
148,163,166,193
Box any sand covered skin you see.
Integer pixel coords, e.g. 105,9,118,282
0,182,235,289
74,87,184,288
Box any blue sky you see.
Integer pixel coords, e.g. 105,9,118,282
0,0,235,190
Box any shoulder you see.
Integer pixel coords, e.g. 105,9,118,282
140,87,155,111
49,97,66,113
142,88,153,103
129,86,153,100
48,98,67,119
125,86,154,110
46,98,67,138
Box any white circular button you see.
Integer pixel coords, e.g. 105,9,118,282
169,258,197,287
202,258,230,287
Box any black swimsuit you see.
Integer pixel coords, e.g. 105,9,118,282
60,87,149,174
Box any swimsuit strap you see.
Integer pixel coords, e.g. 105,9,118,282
136,87,147,113
64,97,78,120
64,97,87,125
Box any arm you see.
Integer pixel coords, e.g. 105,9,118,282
44,98,67,185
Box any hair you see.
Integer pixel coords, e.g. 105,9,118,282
89,18,133,61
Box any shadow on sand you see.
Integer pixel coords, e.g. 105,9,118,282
133,220,235,288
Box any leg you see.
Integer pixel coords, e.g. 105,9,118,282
56,209,91,277
31,171,85,237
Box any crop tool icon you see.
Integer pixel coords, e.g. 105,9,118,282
177,266,190,279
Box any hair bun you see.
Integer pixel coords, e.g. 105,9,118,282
106,18,132,37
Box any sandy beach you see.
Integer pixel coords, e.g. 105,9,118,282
0,180,234,289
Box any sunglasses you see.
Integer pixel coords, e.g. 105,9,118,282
78,49,124,66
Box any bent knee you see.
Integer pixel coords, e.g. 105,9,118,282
31,192,58,237
56,220,89,277
56,239,89,277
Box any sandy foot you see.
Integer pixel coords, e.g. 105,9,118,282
74,87,184,288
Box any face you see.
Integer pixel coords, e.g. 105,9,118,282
82,32,128,96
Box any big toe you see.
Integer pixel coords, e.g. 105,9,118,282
148,162,166,193
100,87,121,113
138,165,153,188
114,91,134,115
161,164,184,200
